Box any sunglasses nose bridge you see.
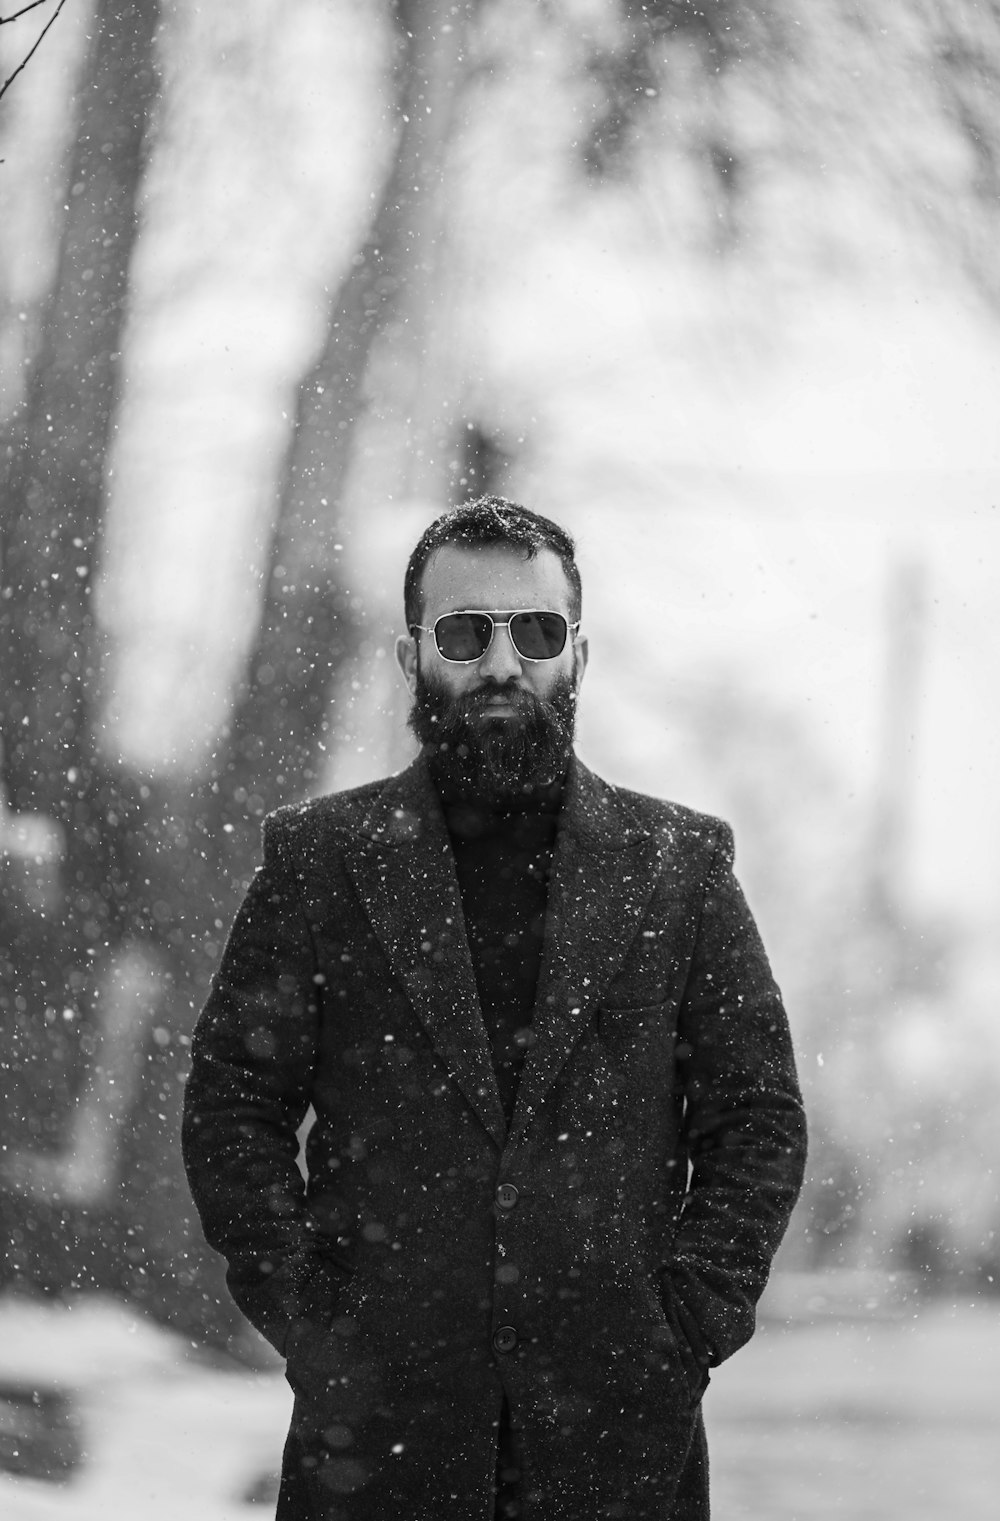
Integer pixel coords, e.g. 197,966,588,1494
476,616,522,675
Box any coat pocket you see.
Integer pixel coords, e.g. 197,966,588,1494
658,1278,711,1402
280,1251,354,1373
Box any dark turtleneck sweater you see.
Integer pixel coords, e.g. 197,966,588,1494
434,776,564,1124
432,769,565,1504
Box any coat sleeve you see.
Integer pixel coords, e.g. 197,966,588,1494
663,821,807,1368
181,812,340,1354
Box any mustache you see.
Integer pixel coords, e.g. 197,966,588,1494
416,680,573,740
454,684,541,718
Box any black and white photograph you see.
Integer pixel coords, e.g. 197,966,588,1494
1,2,999,1517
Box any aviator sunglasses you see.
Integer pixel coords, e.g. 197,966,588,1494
411,610,580,664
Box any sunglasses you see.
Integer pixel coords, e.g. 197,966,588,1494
411,610,579,664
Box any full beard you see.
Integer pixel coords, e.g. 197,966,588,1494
407,667,578,805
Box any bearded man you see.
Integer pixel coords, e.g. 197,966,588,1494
182,497,807,1521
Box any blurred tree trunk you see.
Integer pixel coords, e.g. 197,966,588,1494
0,0,94,425
207,0,476,864
1,0,158,820
0,0,163,1306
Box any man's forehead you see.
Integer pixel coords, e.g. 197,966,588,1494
420,542,572,613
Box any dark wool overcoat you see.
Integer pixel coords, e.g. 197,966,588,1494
182,755,806,1521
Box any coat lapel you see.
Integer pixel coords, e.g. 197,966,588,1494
340,756,666,1151
508,759,666,1145
342,759,507,1147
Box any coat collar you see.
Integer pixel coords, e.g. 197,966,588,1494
349,753,651,855
341,755,664,1148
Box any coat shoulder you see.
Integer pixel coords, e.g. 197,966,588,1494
267,771,400,846
612,781,728,837
599,774,734,865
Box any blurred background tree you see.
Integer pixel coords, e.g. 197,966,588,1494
2,0,999,1351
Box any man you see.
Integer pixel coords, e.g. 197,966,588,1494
182,496,807,1521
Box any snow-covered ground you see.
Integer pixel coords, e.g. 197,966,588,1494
0,1296,289,1519
2,1292,999,1519
707,1295,1000,1521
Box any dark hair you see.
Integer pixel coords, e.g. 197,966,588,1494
404,496,582,629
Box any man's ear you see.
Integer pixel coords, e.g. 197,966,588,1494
395,633,419,698
573,633,589,693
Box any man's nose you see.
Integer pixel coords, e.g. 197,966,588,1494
477,621,522,681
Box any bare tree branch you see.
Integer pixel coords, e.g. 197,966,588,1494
1,0,55,22
0,0,69,104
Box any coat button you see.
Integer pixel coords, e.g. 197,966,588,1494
493,1325,518,1354
495,1183,519,1211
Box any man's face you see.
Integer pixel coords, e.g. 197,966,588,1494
395,543,589,798
397,542,587,704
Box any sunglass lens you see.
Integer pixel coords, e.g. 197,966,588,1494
434,612,493,661
510,612,567,659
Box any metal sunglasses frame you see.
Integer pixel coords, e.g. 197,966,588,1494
410,609,581,664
